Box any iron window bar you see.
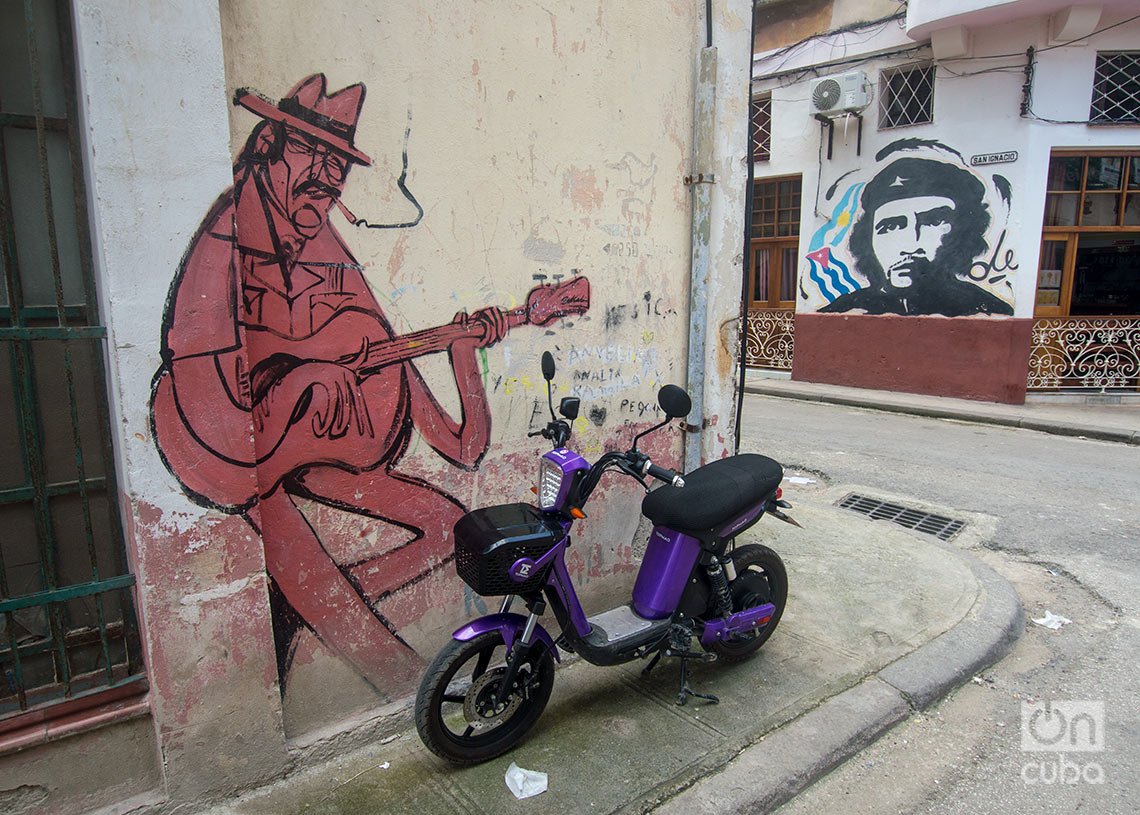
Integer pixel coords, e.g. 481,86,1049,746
1090,52,1140,124
879,63,935,129
1,0,142,717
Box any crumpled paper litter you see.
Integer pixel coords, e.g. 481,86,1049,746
505,762,548,799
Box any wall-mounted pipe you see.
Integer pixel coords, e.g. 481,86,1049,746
684,44,717,474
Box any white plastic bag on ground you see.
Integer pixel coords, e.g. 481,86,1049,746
505,762,548,799
1031,610,1072,630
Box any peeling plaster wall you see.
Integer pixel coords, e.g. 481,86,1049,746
65,0,288,807
702,1,753,462
206,0,717,739
10,1,750,809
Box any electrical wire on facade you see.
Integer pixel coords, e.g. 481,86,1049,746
754,10,907,76
1016,46,1107,125
754,10,1140,92
938,11,1140,62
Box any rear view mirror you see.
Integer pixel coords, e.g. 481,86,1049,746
541,351,556,382
559,397,580,420
657,384,692,419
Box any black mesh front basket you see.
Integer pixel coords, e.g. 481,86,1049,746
453,503,564,596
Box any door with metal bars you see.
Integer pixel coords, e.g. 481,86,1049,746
1,0,145,721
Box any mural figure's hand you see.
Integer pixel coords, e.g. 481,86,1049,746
453,307,508,348
341,336,372,371
307,362,374,439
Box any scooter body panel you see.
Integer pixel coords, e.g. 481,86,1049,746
699,602,777,647
631,526,703,619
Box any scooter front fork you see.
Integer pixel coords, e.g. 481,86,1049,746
493,600,546,708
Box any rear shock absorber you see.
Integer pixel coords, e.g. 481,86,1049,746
706,556,733,618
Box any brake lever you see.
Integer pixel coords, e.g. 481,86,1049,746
614,459,650,492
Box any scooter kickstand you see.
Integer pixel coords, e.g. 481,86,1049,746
675,655,719,707
641,650,663,677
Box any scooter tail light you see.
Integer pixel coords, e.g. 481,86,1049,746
776,487,783,500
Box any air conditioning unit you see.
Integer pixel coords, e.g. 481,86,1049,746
810,71,871,117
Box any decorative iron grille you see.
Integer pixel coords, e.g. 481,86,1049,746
1,0,144,719
745,308,794,370
1090,52,1140,124
752,95,771,162
1028,317,1140,390
879,63,935,129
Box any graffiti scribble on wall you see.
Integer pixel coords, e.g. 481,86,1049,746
149,74,589,690
806,140,1016,317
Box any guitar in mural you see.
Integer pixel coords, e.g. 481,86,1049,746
150,73,591,693
154,276,589,510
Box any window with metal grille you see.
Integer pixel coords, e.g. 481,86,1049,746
879,63,935,129
752,94,771,162
1090,52,1140,124
1,1,144,720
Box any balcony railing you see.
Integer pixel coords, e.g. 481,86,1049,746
745,308,794,370
1028,317,1140,390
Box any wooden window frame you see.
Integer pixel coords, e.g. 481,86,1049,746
1037,151,1140,318
1043,151,1140,234
749,175,801,309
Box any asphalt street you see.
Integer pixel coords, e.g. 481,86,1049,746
738,392,1140,814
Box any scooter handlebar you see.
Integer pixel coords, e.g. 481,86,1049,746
646,461,685,488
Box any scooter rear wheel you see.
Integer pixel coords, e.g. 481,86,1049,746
709,544,788,662
415,631,555,764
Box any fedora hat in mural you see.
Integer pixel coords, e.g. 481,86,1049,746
234,74,372,166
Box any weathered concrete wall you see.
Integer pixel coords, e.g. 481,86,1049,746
70,0,288,806
753,0,901,54
204,0,704,737
4,2,749,810
0,717,162,815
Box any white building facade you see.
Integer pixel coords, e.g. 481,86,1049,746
749,0,1140,402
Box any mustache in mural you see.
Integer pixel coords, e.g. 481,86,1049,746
294,179,341,200
338,111,425,230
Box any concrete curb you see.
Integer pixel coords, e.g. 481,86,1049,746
878,548,1025,710
743,383,1140,446
650,545,1023,814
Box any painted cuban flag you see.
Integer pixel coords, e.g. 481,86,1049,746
805,181,864,303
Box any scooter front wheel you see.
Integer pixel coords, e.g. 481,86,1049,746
415,631,555,764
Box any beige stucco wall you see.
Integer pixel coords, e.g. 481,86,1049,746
4,3,748,811
215,0,703,736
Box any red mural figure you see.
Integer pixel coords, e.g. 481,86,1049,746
150,75,589,689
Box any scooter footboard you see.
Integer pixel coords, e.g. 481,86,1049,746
453,612,561,662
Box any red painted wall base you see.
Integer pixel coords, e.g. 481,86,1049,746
791,314,1034,404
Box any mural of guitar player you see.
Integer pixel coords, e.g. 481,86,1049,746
809,141,1015,317
150,74,589,690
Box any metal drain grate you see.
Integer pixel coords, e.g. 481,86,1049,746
836,494,966,541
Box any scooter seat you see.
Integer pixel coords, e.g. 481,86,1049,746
641,453,783,532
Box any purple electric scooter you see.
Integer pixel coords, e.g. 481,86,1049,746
415,352,797,764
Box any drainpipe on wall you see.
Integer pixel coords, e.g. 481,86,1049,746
684,37,718,473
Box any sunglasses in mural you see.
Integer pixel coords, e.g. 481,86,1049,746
150,74,590,692
806,139,1016,317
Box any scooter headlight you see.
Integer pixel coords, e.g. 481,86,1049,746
538,457,563,510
